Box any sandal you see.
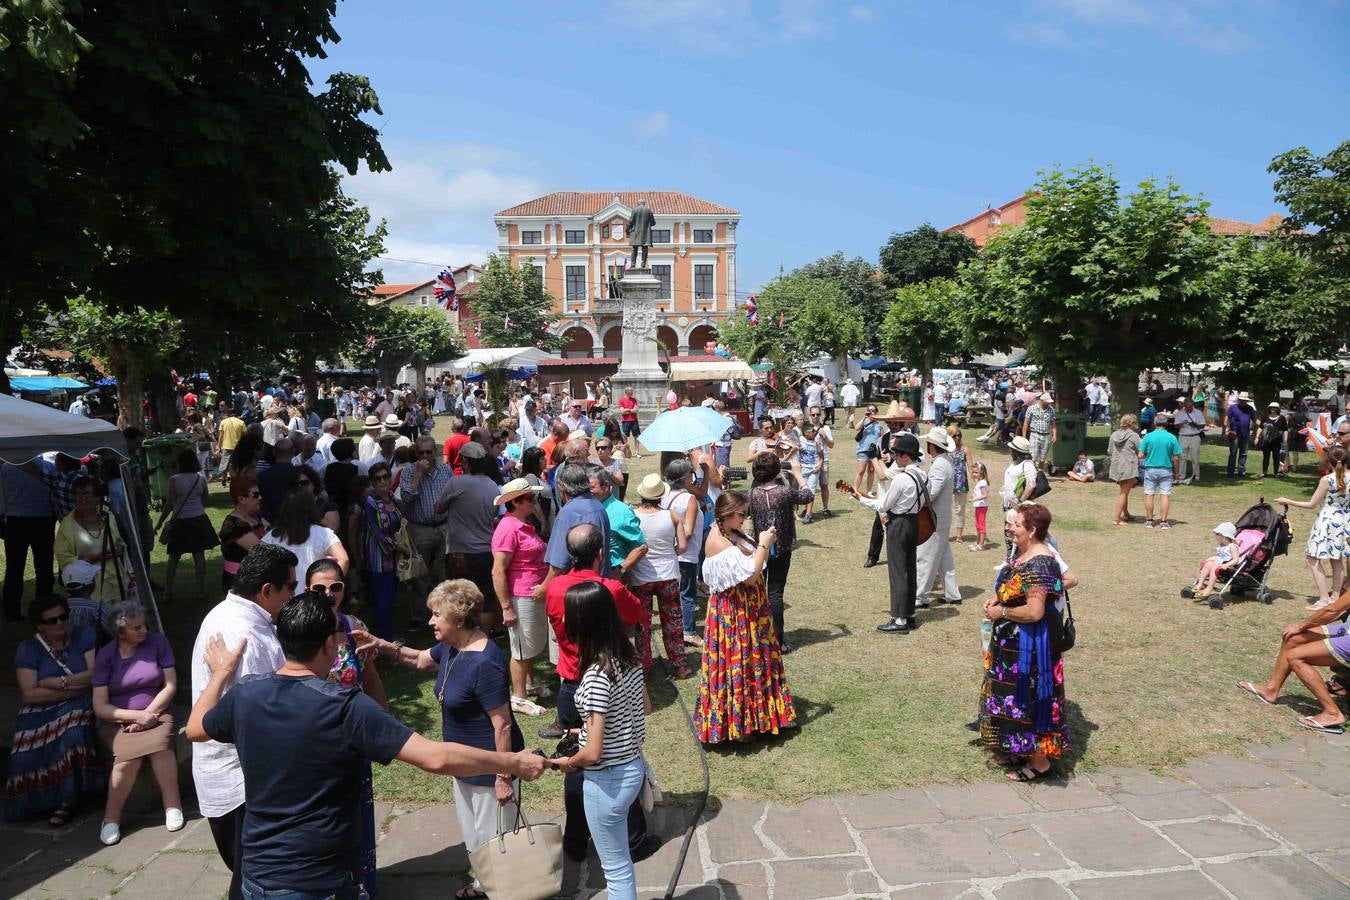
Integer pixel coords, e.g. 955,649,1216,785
1296,715,1345,735
1236,680,1274,705
48,805,74,828
1007,763,1052,782
1326,674,1350,698
510,696,546,717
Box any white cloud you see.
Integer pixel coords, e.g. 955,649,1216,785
342,142,552,281
1022,0,1256,52
632,111,671,138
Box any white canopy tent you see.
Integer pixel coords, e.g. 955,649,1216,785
0,393,127,464
667,359,757,382
442,347,552,375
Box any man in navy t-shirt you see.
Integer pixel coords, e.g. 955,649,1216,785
188,592,548,899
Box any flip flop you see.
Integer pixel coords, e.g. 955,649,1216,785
1236,681,1274,705
1007,764,1052,782
1296,715,1345,735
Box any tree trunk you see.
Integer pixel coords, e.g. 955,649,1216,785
112,351,143,431
299,355,319,410
0,299,17,396
414,365,427,395
1107,370,1139,427
148,370,178,434
1046,367,1079,414
379,365,400,393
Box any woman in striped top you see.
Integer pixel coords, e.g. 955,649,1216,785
361,462,408,639
556,581,651,900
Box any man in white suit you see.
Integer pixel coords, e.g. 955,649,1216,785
916,426,961,606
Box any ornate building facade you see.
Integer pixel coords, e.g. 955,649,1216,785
494,191,740,359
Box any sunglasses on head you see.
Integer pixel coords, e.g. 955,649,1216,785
309,581,346,595
39,612,70,625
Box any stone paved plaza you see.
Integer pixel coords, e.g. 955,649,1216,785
2,734,1346,899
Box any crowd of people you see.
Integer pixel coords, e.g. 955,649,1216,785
8,366,1350,898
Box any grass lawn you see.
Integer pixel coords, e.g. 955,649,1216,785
2,421,1335,812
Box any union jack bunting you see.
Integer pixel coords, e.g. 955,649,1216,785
365,335,377,349
434,267,458,311
745,294,759,325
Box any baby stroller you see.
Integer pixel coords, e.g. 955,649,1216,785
1183,500,1291,610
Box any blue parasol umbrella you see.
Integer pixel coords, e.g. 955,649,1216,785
638,406,732,452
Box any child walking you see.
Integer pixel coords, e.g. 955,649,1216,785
969,462,990,551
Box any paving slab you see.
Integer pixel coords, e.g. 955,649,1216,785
988,821,1067,871
864,821,1019,885
166,815,220,852
1159,818,1280,857
766,855,874,898
375,803,469,875
1033,809,1190,872
1067,869,1227,899
760,796,855,856
889,883,976,899
703,800,770,864
836,788,946,830
1175,754,1296,792
379,874,471,898
1084,766,1187,797
636,887,722,900
18,862,125,899
1204,854,1350,899
1019,778,1110,812
994,877,1073,899
715,861,769,900
1275,758,1350,796
628,830,706,889
116,849,233,900
1113,787,1232,821
1309,849,1350,882
0,829,56,876
1222,785,1350,852
925,781,1035,819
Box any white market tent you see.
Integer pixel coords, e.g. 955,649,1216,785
442,347,552,375
0,393,127,464
667,359,757,382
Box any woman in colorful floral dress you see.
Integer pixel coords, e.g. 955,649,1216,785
307,558,387,896
695,491,796,744
980,503,1069,782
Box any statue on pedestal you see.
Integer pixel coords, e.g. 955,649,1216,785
628,198,655,269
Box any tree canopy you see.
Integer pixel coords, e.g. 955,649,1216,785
349,306,463,391
719,275,863,379
470,255,563,351
790,252,890,354
879,224,978,291
1269,140,1350,280
881,278,964,384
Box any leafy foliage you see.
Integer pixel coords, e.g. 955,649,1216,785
881,278,964,383
349,306,463,390
470,255,563,351
719,275,863,370
879,224,978,291
791,252,890,354
1269,140,1350,279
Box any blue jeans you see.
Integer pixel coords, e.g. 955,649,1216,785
366,570,397,639
583,758,646,900
241,875,360,900
678,560,699,633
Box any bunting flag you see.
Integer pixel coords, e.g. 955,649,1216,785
473,321,483,337
365,336,377,349
503,315,514,331
745,294,759,325
434,267,458,311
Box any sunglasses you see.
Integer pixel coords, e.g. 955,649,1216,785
372,473,391,482
308,582,346,595
39,612,71,626
596,444,612,450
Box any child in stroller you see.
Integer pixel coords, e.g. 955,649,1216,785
1181,501,1291,609
1182,521,1241,598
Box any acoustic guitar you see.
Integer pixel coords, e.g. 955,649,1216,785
834,479,936,545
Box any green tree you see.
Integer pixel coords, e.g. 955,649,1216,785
959,164,1222,411
0,1,390,393
1269,140,1350,279
469,255,563,350
34,299,182,428
1205,236,1338,400
881,278,964,384
791,252,890,354
879,224,978,291
350,306,463,392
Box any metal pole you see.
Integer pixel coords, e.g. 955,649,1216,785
117,459,163,630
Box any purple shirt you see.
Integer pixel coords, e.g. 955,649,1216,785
93,632,175,710
1226,403,1255,438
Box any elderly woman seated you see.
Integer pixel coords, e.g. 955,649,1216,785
1237,589,1350,734
92,600,182,845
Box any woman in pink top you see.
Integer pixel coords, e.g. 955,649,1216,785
491,477,551,716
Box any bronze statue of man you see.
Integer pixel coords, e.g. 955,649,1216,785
628,198,655,269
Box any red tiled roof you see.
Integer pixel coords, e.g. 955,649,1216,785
947,195,1029,232
497,192,738,218
370,281,431,299
1202,214,1289,236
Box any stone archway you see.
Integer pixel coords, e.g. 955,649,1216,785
687,323,719,354
561,326,594,359
601,325,624,358
655,325,679,359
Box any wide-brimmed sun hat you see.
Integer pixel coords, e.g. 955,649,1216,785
1039,392,1053,403
494,477,545,507
637,472,669,501
363,415,381,428
383,414,402,427
1009,435,1032,454
1238,392,1253,403
923,426,956,453
1213,521,1237,540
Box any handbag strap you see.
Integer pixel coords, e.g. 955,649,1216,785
495,793,533,852
164,474,199,525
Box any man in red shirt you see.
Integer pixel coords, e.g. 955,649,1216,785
543,523,658,863
617,386,640,458
441,417,471,474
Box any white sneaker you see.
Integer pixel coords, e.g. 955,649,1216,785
100,821,121,845
165,808,185,832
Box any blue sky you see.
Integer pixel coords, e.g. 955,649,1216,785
310,0,1349,291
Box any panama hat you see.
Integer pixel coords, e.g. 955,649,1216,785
1009,435,1032,454
377,429,399,442
1039,392,1053,403
363,415,381,428
923,426,956,453
567,430,590,442
383,414,402,428
494,476,545,507
1267,401,1280,409
1237,392,1253,403
636,472,669,501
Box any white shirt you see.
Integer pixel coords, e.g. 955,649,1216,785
1001,459,1038,508
358,432,382,464
260,526,341,591
315,432,338,463
804,383,823,408
661,488,704,564
840,384,860,407
68,399,89,417
860,462,925,516
1175,407,1206,436
190,593,285,817
1086,383,1102,404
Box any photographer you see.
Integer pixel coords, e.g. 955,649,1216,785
853,405,888,495
56,476,134,605
748,453,815,651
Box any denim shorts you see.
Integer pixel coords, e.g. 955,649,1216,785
1141,467,1173,496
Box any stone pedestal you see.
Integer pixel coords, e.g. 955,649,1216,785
613,268,669,424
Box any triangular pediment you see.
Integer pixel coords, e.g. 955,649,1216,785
592,196,633,223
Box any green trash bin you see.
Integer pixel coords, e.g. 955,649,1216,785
895,385,922,413
141,433,197,509
1050,412,1087,473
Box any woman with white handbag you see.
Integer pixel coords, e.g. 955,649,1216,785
554,581,652,900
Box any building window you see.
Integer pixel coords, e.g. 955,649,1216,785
565,229,585,244
601,225,611,239
651,229,671,244
652,264,671,299
420,296,428,307
694,264,714,300
566,265,586,302
522,230,542,245
523,263,545,288
693,228,713,243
